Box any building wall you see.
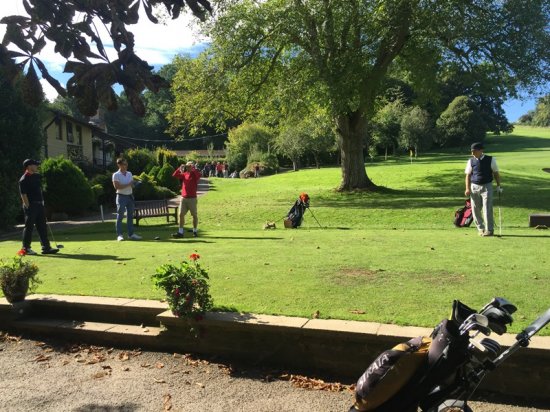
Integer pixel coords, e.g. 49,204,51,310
43,114,94,163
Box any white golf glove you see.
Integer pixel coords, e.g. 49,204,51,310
497,186,503,193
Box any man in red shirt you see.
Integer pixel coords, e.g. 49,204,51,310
172,161,202,238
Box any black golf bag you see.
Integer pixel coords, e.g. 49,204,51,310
350,298,550,412
284,193,310,228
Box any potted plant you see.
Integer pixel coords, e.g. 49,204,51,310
152,253,213,322
0,256,40,304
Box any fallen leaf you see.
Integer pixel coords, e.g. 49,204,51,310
93,371,108,379
196,382,205,388
155,362,165,369
163,394,172,411
33,354,51,363
154,378,166,383
141,363,151,368
349,309,366,314
122,367,130,372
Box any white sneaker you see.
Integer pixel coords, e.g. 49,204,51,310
129,234,142,240
117,235,124,241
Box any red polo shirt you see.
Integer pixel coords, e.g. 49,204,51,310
172,168,202,198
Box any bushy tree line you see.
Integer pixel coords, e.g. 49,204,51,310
517,95,550,127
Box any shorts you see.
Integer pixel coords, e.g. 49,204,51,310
179,197,198,217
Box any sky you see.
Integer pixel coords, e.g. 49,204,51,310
0,0,543,122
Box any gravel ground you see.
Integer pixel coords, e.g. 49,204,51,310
1,333,548,412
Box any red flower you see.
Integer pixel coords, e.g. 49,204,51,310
17,249,27,256
189,253,200,261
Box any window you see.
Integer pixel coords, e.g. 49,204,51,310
76,125,82,145
55,117,62,140
66,122,74,143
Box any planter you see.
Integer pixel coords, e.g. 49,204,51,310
2,277,30,304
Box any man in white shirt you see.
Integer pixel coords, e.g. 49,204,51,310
464,142,502,236
112,158,141,241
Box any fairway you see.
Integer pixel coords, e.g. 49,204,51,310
1,126,549,335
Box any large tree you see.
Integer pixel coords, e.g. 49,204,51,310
2,0,548,190
199,0,549,190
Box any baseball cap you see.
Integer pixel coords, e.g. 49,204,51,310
23,159,40,168
470,142,484,151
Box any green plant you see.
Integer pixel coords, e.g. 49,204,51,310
0,256,41,303
41,156,94,215
152,254,213,321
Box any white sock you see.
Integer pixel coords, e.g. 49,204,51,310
178,228,184,234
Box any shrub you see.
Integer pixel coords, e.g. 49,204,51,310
41,156,94,215
90,172,116,205
133,173,177,200
124,148,156,175
155,147,179,169
133,173,157,200
156,163,180,193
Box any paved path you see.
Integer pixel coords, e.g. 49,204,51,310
1,333,549,412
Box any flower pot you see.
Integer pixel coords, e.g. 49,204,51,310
1,277,30,304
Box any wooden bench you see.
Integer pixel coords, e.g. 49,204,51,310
133,199,178,226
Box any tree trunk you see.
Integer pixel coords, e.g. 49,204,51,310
335,112,376,191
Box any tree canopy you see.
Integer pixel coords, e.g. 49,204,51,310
0,0,211,116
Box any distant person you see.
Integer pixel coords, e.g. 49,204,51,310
254,163,260,178
172,161,202,238
18,159,59,255
464,142,502,237
112,158,142,241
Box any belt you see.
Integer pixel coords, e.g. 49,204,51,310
117,193,133,196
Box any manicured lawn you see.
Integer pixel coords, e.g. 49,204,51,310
1,126,549,335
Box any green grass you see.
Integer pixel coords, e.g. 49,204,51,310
1,125,549,335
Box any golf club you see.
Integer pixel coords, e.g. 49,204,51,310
305,207,324,228
45,218,64,248
498,190,502,237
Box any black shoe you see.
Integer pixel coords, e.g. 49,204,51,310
193,231,198,238
172,232,184,239
42,247,59,254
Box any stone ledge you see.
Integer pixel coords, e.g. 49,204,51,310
1,295,549,401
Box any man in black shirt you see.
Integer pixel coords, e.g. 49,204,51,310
19,159,58,255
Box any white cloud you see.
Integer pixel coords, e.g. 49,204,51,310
40,78,59,102
1,0,209,85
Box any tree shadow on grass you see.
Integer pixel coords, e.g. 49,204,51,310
312,169,550,211
36,254,134,261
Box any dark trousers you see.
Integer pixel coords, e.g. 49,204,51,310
22,203,51,250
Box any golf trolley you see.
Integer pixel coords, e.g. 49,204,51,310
350,298,550,412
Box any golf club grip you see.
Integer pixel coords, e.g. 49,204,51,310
522,308,550,339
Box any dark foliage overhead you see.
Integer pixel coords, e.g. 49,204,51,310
0,0,211,116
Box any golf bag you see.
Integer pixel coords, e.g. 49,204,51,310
350,298,550,412
454,199,473,227
284,193,310,228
